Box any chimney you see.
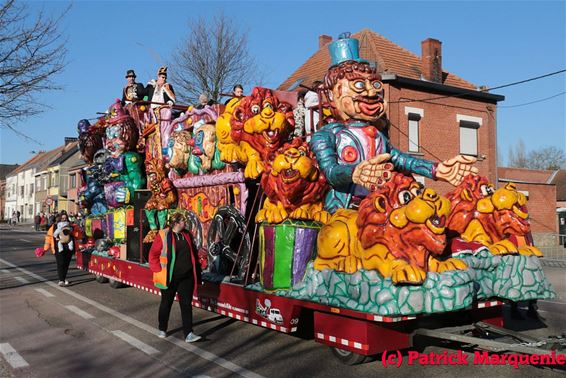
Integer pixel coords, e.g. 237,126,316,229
319,34,332,49
64,137,78,146
421,38,443,83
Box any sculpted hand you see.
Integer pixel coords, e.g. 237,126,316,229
352,153,393,191
436,155,479,186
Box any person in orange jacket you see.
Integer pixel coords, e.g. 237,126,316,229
149,212,202,343
42,213,80,286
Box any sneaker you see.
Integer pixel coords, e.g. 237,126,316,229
64,280,69,286
58,281,65,286
157,330,167,339
185,332,201,343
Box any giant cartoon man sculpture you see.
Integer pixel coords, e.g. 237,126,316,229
310,34,478,213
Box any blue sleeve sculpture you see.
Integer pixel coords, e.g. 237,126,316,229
310,33,478,213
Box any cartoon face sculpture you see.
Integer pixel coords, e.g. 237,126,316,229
446,175,542,256
228,87,295,178
169,130,192,170
315,173,466,285
77,119,104,164
104,100,139,158
190,123,217,172
325,61,387,122
256,139,329,224
145,158,177,211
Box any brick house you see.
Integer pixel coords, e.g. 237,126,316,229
67,162,86,215
279,29,504,195
0,164,19,220
498,167,558,246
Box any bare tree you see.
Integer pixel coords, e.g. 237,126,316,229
169,13,259,104
528,146,566,170
508,139,565,170
508,139,529,168
0,0,68,129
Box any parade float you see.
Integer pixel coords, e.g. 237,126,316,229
74,34,558,364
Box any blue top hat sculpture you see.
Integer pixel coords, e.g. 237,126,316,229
328,32,369,67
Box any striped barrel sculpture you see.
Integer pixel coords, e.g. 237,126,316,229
259,220,321,290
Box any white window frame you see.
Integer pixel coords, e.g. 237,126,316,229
405,107,424,153
457,114,482,156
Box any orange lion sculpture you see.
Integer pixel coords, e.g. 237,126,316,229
256,139,329,224
446,175,542,256
218,87,294,179
315,173,467,284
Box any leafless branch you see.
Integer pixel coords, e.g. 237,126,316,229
168,12,261,104
0,0,69,124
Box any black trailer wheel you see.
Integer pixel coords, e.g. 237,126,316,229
95,274,109,284
207,206,251,282
108,278,125,289
331,347,370,365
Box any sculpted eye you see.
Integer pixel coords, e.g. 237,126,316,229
480,185,492,197
354,81,365,90
398,190,413,205
251,105,260,114
263,102,273,110
373,81,382,90
411,186,423,197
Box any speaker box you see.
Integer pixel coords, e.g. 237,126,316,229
127,190,152,262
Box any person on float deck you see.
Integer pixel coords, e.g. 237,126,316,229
310,33,478,214
149,213,202,343
121,69,146,106
146,66,176,108
224,84,244,105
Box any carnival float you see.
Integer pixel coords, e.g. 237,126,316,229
74,34,556,362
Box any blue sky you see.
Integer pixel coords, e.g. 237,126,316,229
1,1,564,165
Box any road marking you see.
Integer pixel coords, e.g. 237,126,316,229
20,239,32,243
0,343,29,369
35,288,55,297
1,269,10,274
111,330,159,355
0,257,265,378
14,276,30,284
65,305,95,319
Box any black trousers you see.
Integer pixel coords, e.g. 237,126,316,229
158,274,195,337
54,249,73,281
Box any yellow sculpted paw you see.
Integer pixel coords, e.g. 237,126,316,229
244,159,264,179
289,206,309,220
219,143,241,163
428,256,468,273
339,256,362,274
312,210,330,224
391,261,427,285
256,200,287,224
489,239,519,255
518,245,544,257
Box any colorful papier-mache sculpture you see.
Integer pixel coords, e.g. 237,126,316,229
103,100,146,208
447,174,543,257
143,158,177,242
77,119,104,164
310,33,478,214
218,87,295,179
256,138,330,224
216,97,243,163
79,150,109,215
315,173,467,284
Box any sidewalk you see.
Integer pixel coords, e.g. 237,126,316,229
0,222,44,232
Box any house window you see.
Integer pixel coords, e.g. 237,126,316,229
457,115,482,156
20,186,24,196
405,107,424,153
70,174,76,189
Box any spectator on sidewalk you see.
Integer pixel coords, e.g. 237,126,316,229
11,211,17,226
34,213,41,231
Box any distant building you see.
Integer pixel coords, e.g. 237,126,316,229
498,167,558,246
0,164,19,220
45,138,80,213
279,29,504,194
67,161,87,215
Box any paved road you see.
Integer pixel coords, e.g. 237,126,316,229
0,225,565,377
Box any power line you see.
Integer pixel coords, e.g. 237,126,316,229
389,68,566,105
499,91,566,108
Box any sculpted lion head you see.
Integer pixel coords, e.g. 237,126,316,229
446,174,531,242
356,173,451,269
261,139,328,210
230,87,294,160
169,130,192,170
